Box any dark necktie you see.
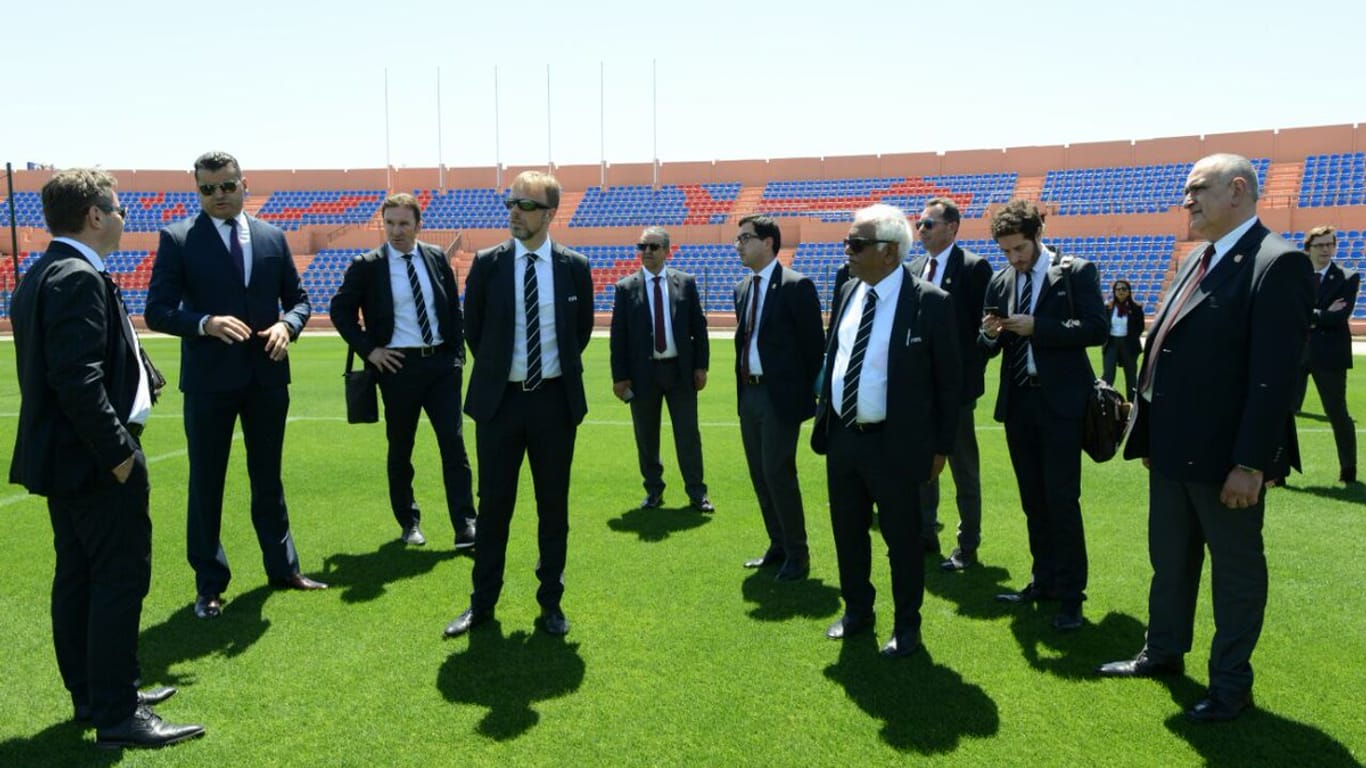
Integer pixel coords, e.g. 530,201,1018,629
739,275,761,379
226,217,246,285
1140,244,1214,398
1010,271,1034,386
524,253,542,389
1313,272,1323,294
926,258,938,282
401,253,435,346
841,288,878,427
652,275,667,354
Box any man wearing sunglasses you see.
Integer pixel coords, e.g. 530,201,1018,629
812,204,961,658
445,171,593,638
906,197,993,571
734,215,825,582
979,199,1106,633
609,227,713,512
147,151,323,622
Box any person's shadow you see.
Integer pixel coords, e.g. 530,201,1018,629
436,621,585,741
320,540,459,604
137,584,274,689
0,721,123,766
740,569,841,622
823,632,999,753
923,560,1018,620
606,504,712,543
1277,480,1366,504
1008,609,1149,679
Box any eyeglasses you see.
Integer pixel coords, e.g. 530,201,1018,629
843,236,896,252
98,204,128,219
1307,241,1336,249
636,243,665,253
1114,286,1130,292
197,180,242,196
504,198,552,212
915,218,943,231
735,233,764,244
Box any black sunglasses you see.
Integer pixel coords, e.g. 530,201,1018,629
504,198,552,212
915,218,941,231
197,180,242,196
843,236,896,252
98,204,128,218
636,243,665,253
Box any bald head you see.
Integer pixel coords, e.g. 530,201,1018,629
1183,153,1260,242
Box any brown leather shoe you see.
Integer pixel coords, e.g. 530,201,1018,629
269,573,329,590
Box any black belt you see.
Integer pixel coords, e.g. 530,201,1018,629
392,343,446,358
509,376,561,392
843,420,884,433
652,357,679,365
1015,374,1041,388
743,375,764,385
128,422,145,439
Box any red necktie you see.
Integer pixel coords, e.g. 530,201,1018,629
925,258,938,282
1140,244,1213,396
652,275,667,354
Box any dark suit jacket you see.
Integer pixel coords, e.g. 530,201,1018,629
329,240,465,364
1124,222,1312,482
1307,261,1359,370
733,262,825,424
908,244,993,402
146,212,310,392
980,252,1108,422
1102,300,1146,358
609,266,709,385
811,265,962,479
9,242,141,496
463,239,594,425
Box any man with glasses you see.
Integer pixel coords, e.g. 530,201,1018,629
445,171,593,638
980,199,1106,632
329,193,477,547
609,226,713,512
907,197,993,570
11,169,204,748
812,204,961,658
734,215,825,581
146,151,323,622
1296,225,1359,484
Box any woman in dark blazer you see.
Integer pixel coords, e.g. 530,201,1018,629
1101,279,1145,400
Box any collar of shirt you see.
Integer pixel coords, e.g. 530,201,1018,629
387,242,420,260
208,211,244,230
514,238,553,264
640,266,668,281
751,257,779,289
1209,215,1259,271
52,236,105,271
861,262,905,309
930,243,954,264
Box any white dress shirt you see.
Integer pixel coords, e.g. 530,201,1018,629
742,258,780,376
641,266,678,359
385,243,444,348
831,266,904,424
511,238,562,381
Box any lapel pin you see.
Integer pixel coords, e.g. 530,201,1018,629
1233,254,1244,264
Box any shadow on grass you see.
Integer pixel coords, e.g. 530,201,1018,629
320,540,460,603
606,504,712,542
437,620,585,741
740,570,841,621
824,632,998,754
0,721,118,766
1008,609,1148,679
1276,481,1366,503
923,560,1018,620
138,585,273,689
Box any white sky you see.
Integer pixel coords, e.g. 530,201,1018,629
3,0,1362,171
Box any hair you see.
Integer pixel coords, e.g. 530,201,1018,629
512,170,561,209
381,192,423,225
640,226,670,250
989,199,1045,241
42,168,118,236
1304,224,1337,248
737,214,781,253
852,203,912,260
193,150,241,179
923,196,961,224
1201,153,1260,202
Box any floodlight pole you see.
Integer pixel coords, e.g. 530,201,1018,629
494,65,502,189
6,163,19,287
384,68,392,190
437,67,445,191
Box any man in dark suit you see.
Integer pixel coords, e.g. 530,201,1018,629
813,204,961,658
330,193,477,547
906,197,993,570
734,214,826,581
146,151,324,621
1296,225,1358,484
609,226,713,512
980,199,1107,632
10,169,204,748
444,171,593,639
1100,154,1313,723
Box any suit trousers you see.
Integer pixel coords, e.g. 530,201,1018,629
918,402,983,551
377,348,476,531
184,384,300,596
1102,339,1139,401
827,422,924,634
738,381,808,560
470,378,576,613
1003,386,1088,608
629,358,706,501
48,448,152,728
1144,469,1266,695
1297,365,1357,473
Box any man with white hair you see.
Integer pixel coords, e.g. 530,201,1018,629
812,204,961,657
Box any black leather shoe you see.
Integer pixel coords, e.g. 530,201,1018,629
939,547,978,571
880,630,923,658
443,607,492,638
825,612,874,640
193,594,223,619
774,557,810,582
539,608,571,636
454,520,477,550
1341,467,1358,484
269,573,329,590
139,686,177,707
640,493,665,509
691,497,715,513
95,705,204,749
1051,606,1084,632
1186,690,1253,722
994,583,1057,604
744,549,784,569
400,524,426,546
1096,651,1185,678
